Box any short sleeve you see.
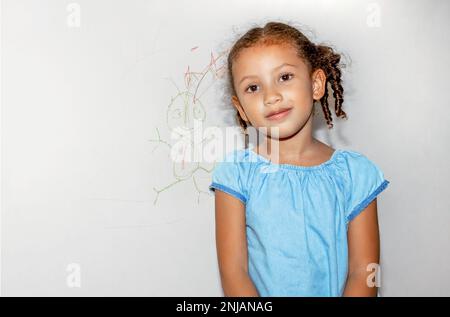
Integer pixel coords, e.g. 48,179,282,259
209,159,247,204
344,151,390,224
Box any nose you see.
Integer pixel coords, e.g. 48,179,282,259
264,87,282,106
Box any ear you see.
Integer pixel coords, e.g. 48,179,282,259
311,68,327,101
232,95,249,123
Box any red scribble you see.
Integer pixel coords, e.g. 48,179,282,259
182,50,229,104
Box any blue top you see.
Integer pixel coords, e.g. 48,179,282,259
209,145,390,297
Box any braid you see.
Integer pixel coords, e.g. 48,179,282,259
319,79,333,128
313,44,348,129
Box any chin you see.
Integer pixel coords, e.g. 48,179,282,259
255,122,296,140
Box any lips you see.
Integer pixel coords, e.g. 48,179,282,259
265,107,293,121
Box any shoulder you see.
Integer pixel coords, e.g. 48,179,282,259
221,148,251,163
336,149,390,224
335,148,389,198
330,148,388,195
337,149,383,175
210,147,258,178
209,148,254,204
212,148,255,173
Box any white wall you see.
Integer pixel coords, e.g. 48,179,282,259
1,0,449,296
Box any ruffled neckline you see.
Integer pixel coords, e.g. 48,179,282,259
244,146,342,171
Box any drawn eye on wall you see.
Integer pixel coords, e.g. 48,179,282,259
148,48,229,205
192,101,206,121
166,91,206,130
167,100,186,130
171,108,183,119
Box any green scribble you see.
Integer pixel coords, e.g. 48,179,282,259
148,49,228,205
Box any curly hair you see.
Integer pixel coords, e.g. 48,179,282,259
226,21,349,132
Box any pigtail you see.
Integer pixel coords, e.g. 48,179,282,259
314,44,348,129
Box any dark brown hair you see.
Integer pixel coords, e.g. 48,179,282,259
227,21,348,131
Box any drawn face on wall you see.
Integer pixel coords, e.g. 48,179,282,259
231,43,326,139
166,62,223,178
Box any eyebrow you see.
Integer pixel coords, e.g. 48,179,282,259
238,63,298,86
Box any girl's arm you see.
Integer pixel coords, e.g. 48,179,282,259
343,198,380,297
214,190,260,297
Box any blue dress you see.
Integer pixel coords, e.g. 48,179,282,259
209,145,390,297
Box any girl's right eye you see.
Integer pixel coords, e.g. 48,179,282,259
245,84,258,94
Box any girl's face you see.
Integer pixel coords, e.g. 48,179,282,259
231,43,326,139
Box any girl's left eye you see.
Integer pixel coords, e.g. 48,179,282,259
244,73,294,94
280,72,294,82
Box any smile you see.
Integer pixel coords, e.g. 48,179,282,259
266,108,293,121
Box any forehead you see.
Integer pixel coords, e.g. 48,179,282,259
232,43,306,74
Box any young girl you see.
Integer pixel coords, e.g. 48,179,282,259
209,22,390,297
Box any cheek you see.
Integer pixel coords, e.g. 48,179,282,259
283,82,313,105
239,94,264,114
